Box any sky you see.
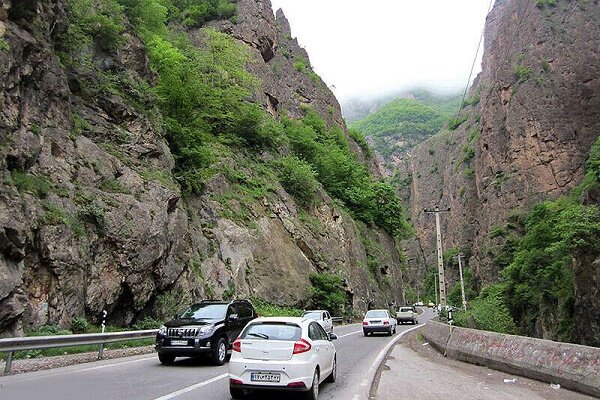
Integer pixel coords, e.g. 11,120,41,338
270,0,495,102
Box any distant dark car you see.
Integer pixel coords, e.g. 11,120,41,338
155,299,257,366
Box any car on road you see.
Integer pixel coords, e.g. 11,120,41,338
302,310,334,333
155,299,257,366
396,306,418,325
362,309,397,336
229,316,337,400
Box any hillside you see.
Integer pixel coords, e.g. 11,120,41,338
0,0,409,336
397,0,600,346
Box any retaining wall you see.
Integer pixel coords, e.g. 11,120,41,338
421,320,600,398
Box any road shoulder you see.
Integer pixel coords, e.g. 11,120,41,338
371,330,595,400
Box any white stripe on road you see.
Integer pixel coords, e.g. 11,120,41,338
153,373,228,400
72,355,155,373
338,330,362,338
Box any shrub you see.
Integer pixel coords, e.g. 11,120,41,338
251,298,303,317
133,317,163,330
278,156,319,207
448,115,468,130
308,273,348,315
11,171,53,198
514,65,532,83
453,285,517,334
71,317,89,334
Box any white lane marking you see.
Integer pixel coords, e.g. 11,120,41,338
338,330,362,338
1,354,156,383
153,373,228,400
72,356,155,373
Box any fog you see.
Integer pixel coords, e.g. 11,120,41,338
270,0,494,102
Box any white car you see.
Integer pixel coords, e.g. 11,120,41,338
302,310,334,333
362,309,397,336
229,317,337,399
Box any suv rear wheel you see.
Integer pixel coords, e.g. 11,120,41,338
212,337,227,366
158,353,175,365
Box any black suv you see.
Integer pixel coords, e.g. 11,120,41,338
155,299,257,365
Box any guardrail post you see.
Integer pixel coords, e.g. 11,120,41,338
4,351,13,374
98,343,105,360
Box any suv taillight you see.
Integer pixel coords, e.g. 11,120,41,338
293,339,312,354
362,321,368,325
232,338,241,352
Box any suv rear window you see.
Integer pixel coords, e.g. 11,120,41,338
241,322,302,341
399,307,413,312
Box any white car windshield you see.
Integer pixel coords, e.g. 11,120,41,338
302,311,321,320
365,310,387,318
241,322,302,341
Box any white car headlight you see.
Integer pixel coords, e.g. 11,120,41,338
158,325,167,335
198,325,214,336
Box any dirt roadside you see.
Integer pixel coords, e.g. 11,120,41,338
371,329,596,400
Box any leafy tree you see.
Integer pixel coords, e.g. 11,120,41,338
308,273,348,315
278,156,319,207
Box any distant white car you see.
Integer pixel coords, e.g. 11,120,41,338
397,306,418,324
302,310,334,333
229,316,337,399
362,309,397,336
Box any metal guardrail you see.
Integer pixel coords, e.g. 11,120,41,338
0,329,158,374
331,317,343,323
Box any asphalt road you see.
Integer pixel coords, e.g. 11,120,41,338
0,321,422,400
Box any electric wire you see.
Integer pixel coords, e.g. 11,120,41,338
458,0,496,112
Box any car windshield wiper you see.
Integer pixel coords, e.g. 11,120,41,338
247,332,269,339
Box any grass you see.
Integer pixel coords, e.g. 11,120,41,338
251,298,303,317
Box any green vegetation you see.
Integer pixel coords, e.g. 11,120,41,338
453,285,517,334
277,156,319,207
0,38,9,51
251,298,303,317
10,171,53,198
283,109,411,237
308,273,348,316
348,128,372,156
448,114,468,130
350,96,458,158
459,137,600,343
535,0,557,7
514,64,533,83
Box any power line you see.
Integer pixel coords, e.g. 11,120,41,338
458,0,496,112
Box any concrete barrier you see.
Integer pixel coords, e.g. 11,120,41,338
421,321,600,398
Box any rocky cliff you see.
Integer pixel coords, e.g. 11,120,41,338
400,0,600,344
0,0,405,337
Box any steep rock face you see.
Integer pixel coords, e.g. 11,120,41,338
404,0,600,342
0,0,404,336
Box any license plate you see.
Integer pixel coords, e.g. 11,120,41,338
171,340,187,346
251,372,281,383
371,320,381,324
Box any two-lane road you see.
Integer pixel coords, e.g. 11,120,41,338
0,321,424,400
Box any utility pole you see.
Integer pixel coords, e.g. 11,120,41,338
455,254,467,311
424,206,450,308
433,272,438,306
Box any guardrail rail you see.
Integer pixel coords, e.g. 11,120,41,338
0,329,158,374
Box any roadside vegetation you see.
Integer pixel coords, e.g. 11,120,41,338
453,137,600,344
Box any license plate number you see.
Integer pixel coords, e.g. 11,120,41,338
251,372,281,382
171,340,187,346
371,320,381,324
